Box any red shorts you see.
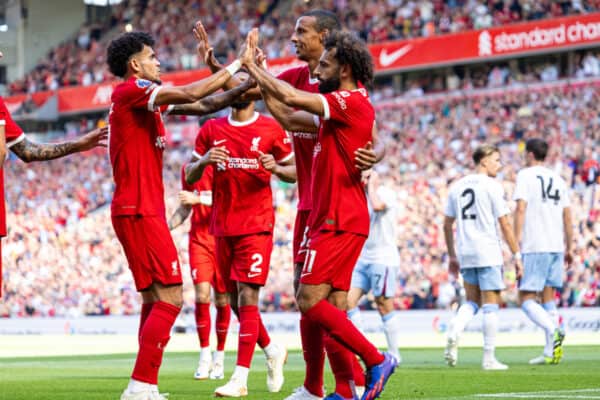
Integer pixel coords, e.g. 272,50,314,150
216,233,273,292
189,238,226,293
293,209,311,265
299,230,366,291
112,215,182,291
0,240,2,297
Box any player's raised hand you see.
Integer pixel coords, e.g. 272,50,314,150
193,21,220,69
75,126,108,151
240,28,259,66
178,190,199,206
256,47,267,69
448,256,460,278
355,141,378,170
258,150,277,172
201,146,229,165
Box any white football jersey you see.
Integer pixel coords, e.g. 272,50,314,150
359,185,400,267
513,166,570,253
445,174,509,268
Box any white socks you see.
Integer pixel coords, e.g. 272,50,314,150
543,301,560,329
522,299,555,357
200,346,211,362
232,366,249,385
382,311,401,362
348,307,363,330
263,342,280,359
127,378,155,394
482,303,499,361
449,301,478,341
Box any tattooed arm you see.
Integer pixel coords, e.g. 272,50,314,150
10,127,107,163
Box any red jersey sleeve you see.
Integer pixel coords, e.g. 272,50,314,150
120,78,163,111
271,128,293,163
0,97,25,145
318,90,357,125
193,120,212,159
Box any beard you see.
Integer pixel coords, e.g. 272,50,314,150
231,101,251,110
318,76,341,94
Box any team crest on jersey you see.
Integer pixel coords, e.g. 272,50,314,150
135,79,152,89
250,136,261,152
313,142,322,157
155,135,167,149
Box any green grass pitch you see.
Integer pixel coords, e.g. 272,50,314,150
1,346,599,399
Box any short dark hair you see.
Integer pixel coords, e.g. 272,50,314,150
107,32,155,78
473,144,500,165
525,138,549,161
301,9,341,33
324,31,374,89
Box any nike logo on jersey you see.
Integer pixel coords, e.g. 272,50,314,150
247,272,262,278
379,45,412,67
213,139,227,146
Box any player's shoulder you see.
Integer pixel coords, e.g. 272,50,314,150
112,77,156,98
258,113,284,129
277,65,309,82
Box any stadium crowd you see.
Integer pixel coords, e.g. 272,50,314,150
8,0,600,94
1,79,598,318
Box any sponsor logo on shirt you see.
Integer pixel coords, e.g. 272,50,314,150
293,132,317,140
227,157,259,170
332,92,347,110
250,136,261,152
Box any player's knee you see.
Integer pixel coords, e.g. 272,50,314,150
214,293,229,307
195,292,211,304
296,290,315,314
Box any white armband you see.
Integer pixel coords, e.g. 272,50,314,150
225,60,242,76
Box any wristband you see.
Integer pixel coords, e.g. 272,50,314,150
513,251,522,260
225,60,242,76
0,120,5,126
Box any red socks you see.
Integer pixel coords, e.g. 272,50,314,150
352,355,366,386
304,300,385,368
132,301,180,384
215,304,231,351
237,305,260,368
256,313,271,349
300,315,325,397
139,303,154,345
195,302,211,348
324,333,355,398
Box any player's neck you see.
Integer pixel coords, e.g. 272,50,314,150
230,107,256,122
307,58,319,78
528,160,544,167
475,166,490,176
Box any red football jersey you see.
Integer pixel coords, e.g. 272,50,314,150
109,77,170,217
180,164,214,245
309,89,374,237
0,97,26,237
278,66,319,211
194,112,293,236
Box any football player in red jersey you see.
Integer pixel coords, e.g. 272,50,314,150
169,164,232,381
243,29,397,400
185,71,295,397
195,12,380,399
0,52,108,299
106,25,252,400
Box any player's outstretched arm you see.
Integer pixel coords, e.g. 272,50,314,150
259,151,296,183
153,22,242,107
0,121,7,164
261,89,318,133
169,78,255,116
443,216,460,277
10,127,108,163
242,29,325,116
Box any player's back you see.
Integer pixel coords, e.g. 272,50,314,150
446,174,508,268
194,113,292,236
360,184,400,266
514,166,569,253
109,77,167,217
310,88,373,237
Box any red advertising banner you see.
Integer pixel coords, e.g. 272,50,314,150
6,13,600,114
3,91,53,113
371,12,600,71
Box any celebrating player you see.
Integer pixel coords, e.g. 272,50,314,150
443,144,522,370
347,170,402,364
242,29,397,400
185,70,294,397
106,25,247,400
514,138,572,364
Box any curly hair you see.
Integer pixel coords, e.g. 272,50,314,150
323,31,374,89
107,32,155,78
